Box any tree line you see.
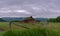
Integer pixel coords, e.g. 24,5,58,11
48,16,60,22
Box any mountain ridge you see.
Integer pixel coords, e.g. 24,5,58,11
1,17,48,22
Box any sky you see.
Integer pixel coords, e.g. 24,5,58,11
0,0,60,18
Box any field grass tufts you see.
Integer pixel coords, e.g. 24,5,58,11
3,28,60,36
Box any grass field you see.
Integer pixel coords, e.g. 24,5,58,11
0,22,42,30
0,22,60,36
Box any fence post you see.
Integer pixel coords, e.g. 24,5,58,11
9,21,12,30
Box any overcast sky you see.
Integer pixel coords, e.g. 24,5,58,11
0,0,60,18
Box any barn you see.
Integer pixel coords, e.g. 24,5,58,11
21,16,40,23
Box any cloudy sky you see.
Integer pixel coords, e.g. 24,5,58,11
0,0,60,18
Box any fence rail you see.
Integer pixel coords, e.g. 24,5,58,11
9,22,30,30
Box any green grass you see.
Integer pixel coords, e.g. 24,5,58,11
3,28,60,36
0,22,42,30
0,22,60,36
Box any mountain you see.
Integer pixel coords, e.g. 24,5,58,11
0,18,6,22
2,17,48,22
2,17,26,21
35,18,48,22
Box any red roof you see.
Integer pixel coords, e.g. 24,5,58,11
21,16,40,23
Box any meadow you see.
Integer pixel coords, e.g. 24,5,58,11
0,22,60,36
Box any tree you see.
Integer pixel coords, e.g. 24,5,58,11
11,20,20,22
48,18,56,22
56,16,60,22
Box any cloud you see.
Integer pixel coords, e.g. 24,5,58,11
14,10,31,14
0,0,60,18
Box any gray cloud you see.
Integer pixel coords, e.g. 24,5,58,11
0,0,60,18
